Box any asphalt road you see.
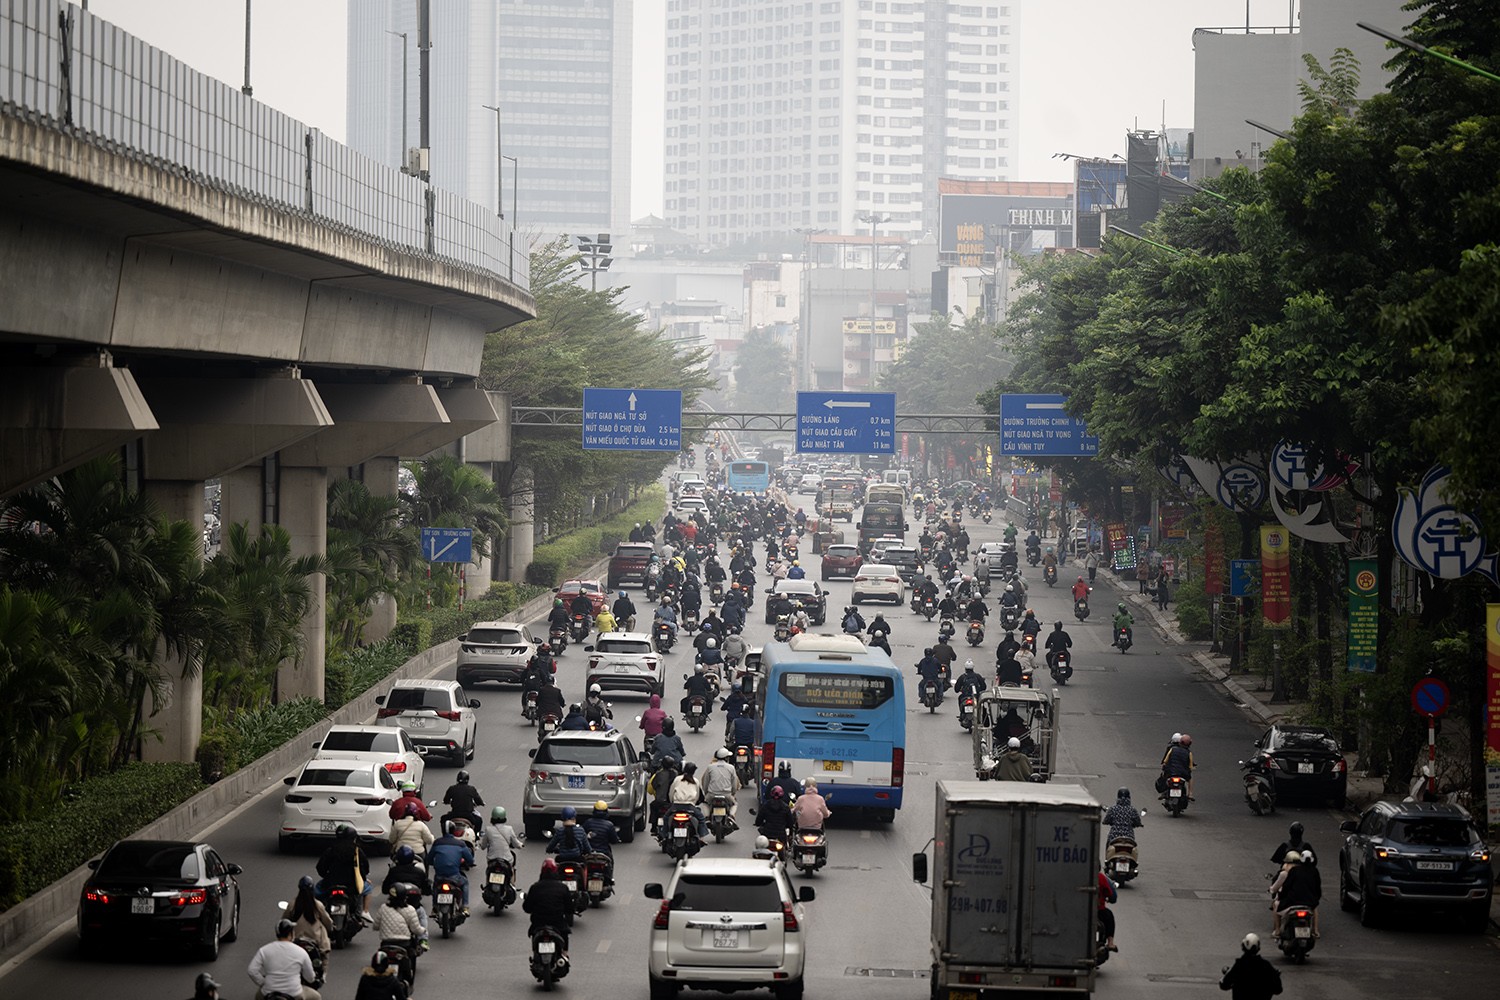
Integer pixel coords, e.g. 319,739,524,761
4,500,1495,999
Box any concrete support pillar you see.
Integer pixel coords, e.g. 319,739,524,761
361,457,400,643
276,466,328,703
506,465,535,584
220,464,268,536
139,480,205,763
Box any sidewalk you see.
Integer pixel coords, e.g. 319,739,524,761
1094,569,1388,812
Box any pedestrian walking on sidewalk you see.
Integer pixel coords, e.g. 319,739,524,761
1084,547,1100,583
1155,568,1170,612
1136,561,1151,594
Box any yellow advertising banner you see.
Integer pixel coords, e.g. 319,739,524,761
1260,525,1291,628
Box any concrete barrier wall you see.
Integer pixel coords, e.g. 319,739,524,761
0,580,576,962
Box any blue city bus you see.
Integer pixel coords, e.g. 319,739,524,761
755,633,906,820
726,459,772,494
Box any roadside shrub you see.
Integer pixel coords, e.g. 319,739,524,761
194,727,239,783
423,585,546,643
389,617,432,655
525,487,666,586
1173,586,1212,641
0,763,204,911
214,698,329,767
342,642,419,702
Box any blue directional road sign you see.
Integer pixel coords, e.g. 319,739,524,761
581,387,682,452
795,391,895,454
999,394,1099,457
421,527,473,564
1229,559,1258,598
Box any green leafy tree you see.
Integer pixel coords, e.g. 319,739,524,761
325,478,417,655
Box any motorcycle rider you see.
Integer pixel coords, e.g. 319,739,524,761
930,633,958,676
916,647,945,701
841,605,866,635
371,884,423,977
1112,603,1135,647
1071,575,1091,605
567,589,595,626
696,636,725,670
545,806,593,860
722,684,751,740
639,693,667,743
994,737,1034,781
757,784,796,843
1103,788,1143,847
387,782,431,823
522,860,573,957
653,596,679,637
1218,933,1284,1000
429,821,476,916
750,835,779,861
1019,609,1043,644
559,703,590,731
583,685,612,729
190,972,222,1000
478,806,524,870
1269,850,1321,939
1160,733,1195,800
282,875,334,970
353,949,409,1000
998,583,1023,612
954,658,987,697
382,846,432,901
681,663,716,719
535,674,567,724
995,629,1021,662
1270,822,1317,867
917,574,940,603
652,718,688,766
1044,621,1073,668
866,613,893,653
248,918,322,1000
786,559,806,580
611,590,636,631
546,597,571,636
721,628,749,670
793,778,832,830
669,762,710,838
581,801,621,880
1097,866,1118,953
387,800,434,860
964,593,990,626
730,704,759,751
522,645,557,695
317,824,373,922
441,770,485,834
679,574,704,619
702,747,742,828
592,604,617,635
698,608,726,642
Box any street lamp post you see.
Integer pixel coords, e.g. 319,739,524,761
792,226,826,390
858,212,890,390
1358,21,1500,83
387,30,409,166
242,1,253,96
481,103,505,219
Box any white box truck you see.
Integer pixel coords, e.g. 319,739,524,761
914,781,1102,997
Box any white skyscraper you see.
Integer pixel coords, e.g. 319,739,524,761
664,0,1017,245
347,0,632,242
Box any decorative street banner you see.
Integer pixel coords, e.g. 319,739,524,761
1204,518,1225,596
1161,504,1189,541
1487,606,1500,756
1260,525,1292,628
1105,522,1135,571
1347,560,1379,673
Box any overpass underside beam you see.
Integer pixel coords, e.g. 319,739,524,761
508,408,995,436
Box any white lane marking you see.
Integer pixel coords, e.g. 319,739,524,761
597,939,612,953
495,763,508,773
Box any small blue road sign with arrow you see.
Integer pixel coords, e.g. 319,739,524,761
421,527,473,564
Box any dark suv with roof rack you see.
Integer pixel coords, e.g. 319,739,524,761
1338,800,1493,931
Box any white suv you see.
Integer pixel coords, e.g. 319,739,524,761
374,679,480,766
644,857,815,1000
585,632,663,695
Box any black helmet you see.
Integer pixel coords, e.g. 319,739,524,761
923,647,934,656
297,874,315,890
1117,787,1130,800
663,718,676,735
371,949,392,973
194,972,221,998
276,917,296,938
457,769,471,784
394,845,416,864
1289,821,1304,840
336,823,357,841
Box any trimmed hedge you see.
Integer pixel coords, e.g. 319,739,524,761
0,763,205,910
409,582,545,644
525,487,666,586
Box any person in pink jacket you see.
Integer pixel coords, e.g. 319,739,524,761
792,778,832,831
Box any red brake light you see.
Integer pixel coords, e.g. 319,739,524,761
886,577,900,583
800,833,819,844
437,710,461,721
1333,759,1347,773
377,708,401,719
85,889,110,904
329,888,347,899
354,796,388,806
529,769,549,783
892,746,905,788
1294,910,1309,918
171,888,207,907
762,742,775,777
654,900,672,929
284,794,312,803
672,811,691,821
385,761,407,773
781,901,800,931
438,880,455,892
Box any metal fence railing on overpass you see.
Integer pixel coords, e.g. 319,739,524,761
510,407,995,436
0,0,527,290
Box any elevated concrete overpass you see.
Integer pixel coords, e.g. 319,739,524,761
0,2,535,761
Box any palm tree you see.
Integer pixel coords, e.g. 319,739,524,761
325,478,417,654
403,454,507,555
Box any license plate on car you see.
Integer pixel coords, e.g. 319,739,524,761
489,873,507,885
1416,860,1453,871
131,897,153,914
568,776,586,788
712,929,740,949
823,760,843,772
1297,763,1314,774
588,879,603,892
537,940,556,954
1169,788,1183,797
409,717,427,728
1294,926,1311,938
319,819,338,832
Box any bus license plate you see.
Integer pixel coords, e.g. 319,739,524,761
822,760,844,772
712,929,740,949
131,897,153,914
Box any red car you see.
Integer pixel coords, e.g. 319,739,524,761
556,579,608,615
820,543,863,581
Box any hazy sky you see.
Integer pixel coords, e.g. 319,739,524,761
83,0,1294,218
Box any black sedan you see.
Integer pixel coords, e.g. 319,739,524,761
764,578,828,625
1251,723,1347,807
77,839,242,960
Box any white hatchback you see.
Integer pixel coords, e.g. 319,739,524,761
850,563,905,605
645,857,815,1000
312,724,426,791
585,631,663,695
279,758,396,851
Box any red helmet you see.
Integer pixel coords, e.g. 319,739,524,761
770,786,786,800
1180,734,1193,747
540,859,559,877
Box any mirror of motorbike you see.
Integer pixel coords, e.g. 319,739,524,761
643,883,664,899
912,852,929,884
1339,820,1357,833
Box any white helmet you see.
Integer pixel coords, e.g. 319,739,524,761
706,637,718,648
588,683,602,695
1170,732,1182,743
714,746,732,760
964,659,975,671
1006,737,1021,749
695,664,705,673
1241,932,1260,953
1005,584,1015,592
